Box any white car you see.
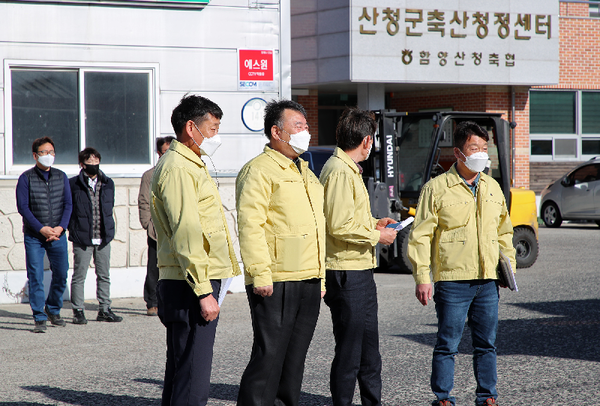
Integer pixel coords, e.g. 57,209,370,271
540,158,600,227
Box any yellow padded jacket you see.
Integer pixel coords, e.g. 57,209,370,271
408,164,516,285
150,140,241,296
319,147,379,270
236,145,326,289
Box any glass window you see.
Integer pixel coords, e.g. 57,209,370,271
85,72,150,164
10,68,151,168
554,138,577,158
582,92,600,134
11,70,79,165
530,91,576,134
531,140,552,155
582,139,600,155
570,164,599,184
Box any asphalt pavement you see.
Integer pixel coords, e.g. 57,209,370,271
1,224,599,405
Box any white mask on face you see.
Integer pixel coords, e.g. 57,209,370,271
37,154,55,168
459,150,489,173
193,123,222,156
283,129,311,154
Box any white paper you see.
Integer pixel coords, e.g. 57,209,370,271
218,277,233,306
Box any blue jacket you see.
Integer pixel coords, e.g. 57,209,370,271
68,170,115,246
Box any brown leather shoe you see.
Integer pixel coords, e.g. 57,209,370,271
147,307,158,316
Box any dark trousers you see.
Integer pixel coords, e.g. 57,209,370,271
324,269,382,406
144,237,159,309
237,279,321,406
158,279,221,406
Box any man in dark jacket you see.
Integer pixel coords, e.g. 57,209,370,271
16,137,72,333
68,147,122,324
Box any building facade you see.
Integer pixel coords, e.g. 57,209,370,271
0,0,289,303
291,0,600,194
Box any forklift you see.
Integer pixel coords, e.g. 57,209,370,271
362,110,539,273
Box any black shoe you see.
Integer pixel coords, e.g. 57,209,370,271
73,309,88,325
97,308,123,322
33,320,47,333
44,306,66,327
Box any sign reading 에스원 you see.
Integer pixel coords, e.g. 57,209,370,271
350,0,559,85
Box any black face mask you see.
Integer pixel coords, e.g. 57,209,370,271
84,164,100,176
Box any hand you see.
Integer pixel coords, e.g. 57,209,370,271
199,294,220,322
253,285,273,297
376,217,396,228
415,283,433,306
321,290,326,299
378,228,397,246
40,226,60,242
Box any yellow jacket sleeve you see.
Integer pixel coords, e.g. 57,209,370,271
322,172,380,246
236,166,273,288
158,167,212,296
498,200,517,272
408,184,438,285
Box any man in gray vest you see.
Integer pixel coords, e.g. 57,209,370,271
16,137,72,333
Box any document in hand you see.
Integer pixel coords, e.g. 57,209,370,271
385,217,415,231
497,251,518,292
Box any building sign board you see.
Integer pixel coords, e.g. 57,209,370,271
350,0,559,85
238,49,277,91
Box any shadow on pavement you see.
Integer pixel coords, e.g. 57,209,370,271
395,299,600,363
21,385,159,405
132,379,331,405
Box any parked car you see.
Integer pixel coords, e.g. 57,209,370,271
540,157,600,228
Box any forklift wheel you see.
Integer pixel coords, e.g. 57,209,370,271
513,226,538,269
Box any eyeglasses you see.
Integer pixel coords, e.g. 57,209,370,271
36,150,55,156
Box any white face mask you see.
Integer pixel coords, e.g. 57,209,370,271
193,123,222,156
459,150,489,173
283,129,311,155
37,154,55,168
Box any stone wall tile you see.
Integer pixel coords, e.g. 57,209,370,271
129,207,142,230
110,240,127,268
114,187,128,207
113,207,129,243
0,217,15,248
8,245,26,271
128,187,139,206
129,229,147,267
9,214,24,243
0,190,18,215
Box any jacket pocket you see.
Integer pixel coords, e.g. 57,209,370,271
438,199,473,230
274,233,319,272
204,228,231,271
437,227,468,270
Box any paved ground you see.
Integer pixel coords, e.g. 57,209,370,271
1,224,599,405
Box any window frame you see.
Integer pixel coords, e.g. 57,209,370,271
529,89,600,162
4,60,159,176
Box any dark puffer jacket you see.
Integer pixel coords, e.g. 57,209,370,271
68,170,115,246
22,167,67,237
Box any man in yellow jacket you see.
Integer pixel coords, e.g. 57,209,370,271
236,99,325,406
150,95,241,406
408,121,516,406
319,107,397,406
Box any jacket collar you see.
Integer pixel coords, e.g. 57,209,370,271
77,168,108,186
333,147,361,174
170,139,206,168
263,144,306,171
446,163,487,188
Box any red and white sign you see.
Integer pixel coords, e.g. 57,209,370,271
239,49,273,81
